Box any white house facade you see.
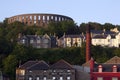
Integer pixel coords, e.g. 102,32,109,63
92,33,120,47
58,34,85,47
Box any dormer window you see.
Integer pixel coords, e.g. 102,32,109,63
112,65,117,72
98,65,102,72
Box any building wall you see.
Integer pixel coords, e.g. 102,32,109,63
92,33,120,47
8,13,73,27
18,34,57,48
58,35,85,48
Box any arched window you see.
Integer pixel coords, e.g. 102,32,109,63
113,65,117,72
98,65,102,72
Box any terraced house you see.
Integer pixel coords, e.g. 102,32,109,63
58,34,85,47
17,34,57,48
16,60,75,80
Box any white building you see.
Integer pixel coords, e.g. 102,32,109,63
58,34,85,47
92,33,120,47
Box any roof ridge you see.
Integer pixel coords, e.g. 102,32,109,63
104,56,120,64
27,60,49,69
51,59,73,69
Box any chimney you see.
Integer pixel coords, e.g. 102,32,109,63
86,24,91,62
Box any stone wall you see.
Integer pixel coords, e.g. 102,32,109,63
8,13,73,27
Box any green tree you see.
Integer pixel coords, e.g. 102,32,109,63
3,54,18,80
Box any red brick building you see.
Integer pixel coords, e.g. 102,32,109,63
90,56,120,80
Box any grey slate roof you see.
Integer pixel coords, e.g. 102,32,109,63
18,60,74,70
50,59,73,69
92,34,115,39
91,30,116,35
59,34,85,40
19,61,38,69
27,60,49,70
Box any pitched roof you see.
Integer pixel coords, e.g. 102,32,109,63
19,61,38,69
92,35,108,39
27,60,49,70
59,34,85,40
64,35,85,38
104,56,120,64
50,60,73,69
92,34,115,39
91,30,116,35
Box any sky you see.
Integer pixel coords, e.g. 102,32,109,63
0,0,120,25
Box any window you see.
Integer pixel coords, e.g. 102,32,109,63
67,76,70,80
99,39,101,42
36,77,40,80
59,17,61,21
53,70,56,72
60,76,63,80
22,39,25,44
78,38,80,41
34,21,36,24
29,70,32,73
67,38,71,41
112,77,118,80
44,39,49,43
43,76,47,80
67,70,70,72
37,40,41,43
43,16,45,22
98,65,102,72
34,16,36,20
29,77,32,80
51,16,53,20
30,39,34,44
38,16,41,20
47,16,49,20
55,16,57,21
73,38,75,41
30,16,32,20
44,70,46,72
113,65,117,72
52,76,56,80
97,77,103,80
20,70,25,75
108,39,110,42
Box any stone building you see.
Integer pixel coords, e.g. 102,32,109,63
17,34,57,48
16,60,75,80
58,34,85,47
7,13,73,27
